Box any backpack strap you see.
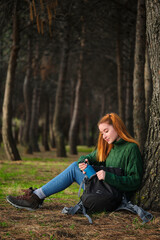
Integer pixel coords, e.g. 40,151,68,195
80,201,93,224
78,175,87,197
62,176,93,224
115,194,153,224
62,200,93,224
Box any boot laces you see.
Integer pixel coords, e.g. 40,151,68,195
16,188,34,200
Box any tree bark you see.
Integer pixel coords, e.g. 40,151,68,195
125,39,135,136
116,8,125,121
69,16,85,154
133,0,146,152
23,38,32,152
144,46,152,126
53,20,69,157
29,44,41,152
85,95,92,147
100,92,106,118
49,99,56,148
43,94,50,151
2,1,21,160
29,82,41,152
136,0,160,211
0,119,2,147
125,75,133,134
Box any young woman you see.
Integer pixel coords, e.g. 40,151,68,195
7,113,143,211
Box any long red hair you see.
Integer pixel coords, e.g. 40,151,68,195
97,113,139,162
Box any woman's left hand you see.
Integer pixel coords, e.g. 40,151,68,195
96,170,106,180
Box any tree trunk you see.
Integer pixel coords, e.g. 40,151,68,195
85,95,92,147
125,75,133,135
49,99,56,148
136,0,160,211
144,46,152,126
53,20,69,157
43,94,50,151
0,119,1,147
125,39,135,136
133,0,146,152
79,120,86,145
70,76,76,123
69,16,85,154
0,35,3,147
29,82,41,152
116,8,125,121
23,38,32,151
29,44,41,152
2,2,21,161
100,92,106,117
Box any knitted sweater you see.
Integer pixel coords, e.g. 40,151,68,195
77,139,143,193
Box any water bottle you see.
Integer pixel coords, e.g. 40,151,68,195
85,165,96,179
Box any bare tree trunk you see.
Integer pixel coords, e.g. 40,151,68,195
144,46,152,125
70,76,76,122
133,0,146,152
136,0,160,211
69,16,85,154
29,82,41,152
79,120,86,145
0,119,2,147
125,40,135,136
2,2,21,160
29,44,41,152
23,38,32,152
100,92,106,117
49,99,55,148
125,76,133,133
43,94,50,151
53,20,69,157
116,8,124,121
85,95,92,147
0,35,3,147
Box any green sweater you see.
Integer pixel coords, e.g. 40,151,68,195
77,139,143,193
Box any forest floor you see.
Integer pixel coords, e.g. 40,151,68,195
0,146,160,240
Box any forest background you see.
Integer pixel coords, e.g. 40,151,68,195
0,0,159,214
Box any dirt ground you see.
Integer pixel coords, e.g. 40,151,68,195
0,198,160,240
0,149,160,240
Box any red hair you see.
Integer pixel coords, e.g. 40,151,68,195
97,113,139,162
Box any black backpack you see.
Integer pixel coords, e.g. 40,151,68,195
62,167,123,223
62,166,153,224
81,167,123,213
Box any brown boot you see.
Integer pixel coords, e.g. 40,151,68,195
6,187,44,210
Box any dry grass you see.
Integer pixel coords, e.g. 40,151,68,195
0,147,159,240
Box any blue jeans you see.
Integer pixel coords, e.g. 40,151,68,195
41,161,85,197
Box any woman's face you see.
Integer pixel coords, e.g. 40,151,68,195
98,122,120,144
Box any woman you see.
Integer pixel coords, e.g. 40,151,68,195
7,113,143,211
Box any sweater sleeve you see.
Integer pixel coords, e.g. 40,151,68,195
77,150,101,166
105,144,143,192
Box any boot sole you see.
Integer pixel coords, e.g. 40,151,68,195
6,196,36,211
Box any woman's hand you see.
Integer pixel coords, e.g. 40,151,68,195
79,159,88,174
96,170,106,180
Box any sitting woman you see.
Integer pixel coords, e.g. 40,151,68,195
7,113,143,211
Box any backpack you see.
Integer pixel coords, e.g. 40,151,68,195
62,166,153,224
62,166,123,223
81,167,123,213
